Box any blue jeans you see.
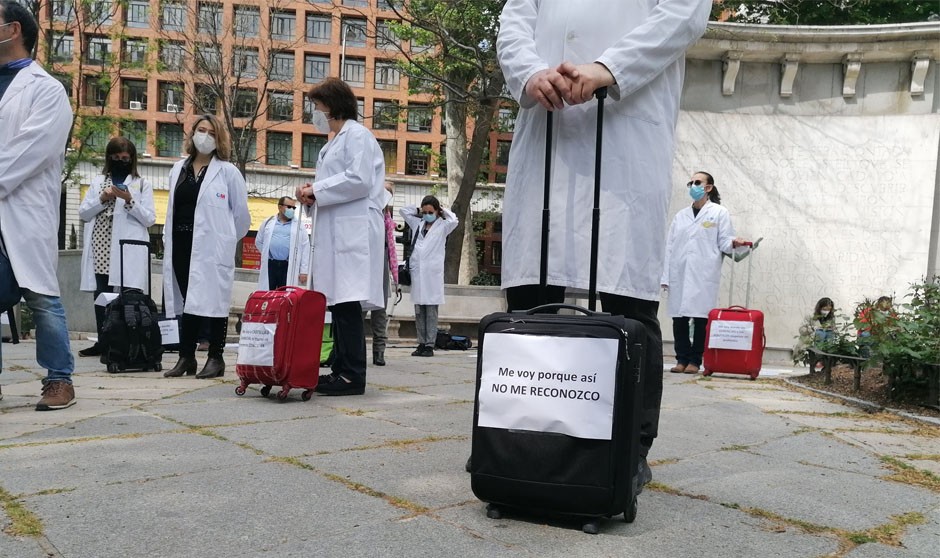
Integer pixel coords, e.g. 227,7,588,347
0,250,74,383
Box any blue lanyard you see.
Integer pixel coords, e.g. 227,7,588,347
1,58,31,71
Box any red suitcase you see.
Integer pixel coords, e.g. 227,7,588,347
703,241,765,380
235,205,325,400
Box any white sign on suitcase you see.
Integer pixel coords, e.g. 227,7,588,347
706,320,754,351
236,322,277,366
478,333,618,440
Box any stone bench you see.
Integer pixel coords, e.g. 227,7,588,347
807,346,869,391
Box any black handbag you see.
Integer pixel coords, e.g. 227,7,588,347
398,227,420,286
0,247,21,313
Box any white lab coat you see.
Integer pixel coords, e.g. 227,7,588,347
78,174,157,293
496,0,710,301
0,62,73,296
162,157,250,318
309,119,385,308
254,214,310,290
661,201,736,318
400,207,459,306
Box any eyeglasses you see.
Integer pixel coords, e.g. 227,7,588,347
111,157,132,163
280,204,296,209
686,180,704,187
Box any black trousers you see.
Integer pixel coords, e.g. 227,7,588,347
673,316,708,367
505,284,664,457
329,300,366,385
267,259,288,290
92,273,112,345
173,230,227,359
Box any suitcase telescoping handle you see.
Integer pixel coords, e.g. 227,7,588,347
727,240,754,308
299,202,318,290
119,239,152,295
540,87,607,311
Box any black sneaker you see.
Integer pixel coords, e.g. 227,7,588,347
420,345,434,357
78,344,102,357
411,345,425,357
316,375,364,396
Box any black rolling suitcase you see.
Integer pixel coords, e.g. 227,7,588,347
100,240,164,373
470,89,646,533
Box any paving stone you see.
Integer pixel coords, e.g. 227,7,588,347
368,401,474,438
832,430,940,460
3,409,180,444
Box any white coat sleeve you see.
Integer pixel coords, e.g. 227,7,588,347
596,0,710,100
0,79,72,200
313,129,376,207
661,217,678,286
125,178,157,228
716,209,736,255
400,206,422,231
78,180,106,222
439,208,460,236
255,218,271,254
496,0,548,108
299,225,310,274
227,166,251,240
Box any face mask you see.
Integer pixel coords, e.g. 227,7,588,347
310,110,331,134
284,208,295,220
111,160,132,178
422,213,438,224
0,22,12,47
192,131,216,155
689,185,706,202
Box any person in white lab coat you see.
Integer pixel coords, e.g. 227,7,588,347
296,78,385,396
77,137,157,357
162,115,250,379
254,196,309,291
492,0,711,485
362,181,399,366
0,1,77,410
400,196,458,357
662,172,747,375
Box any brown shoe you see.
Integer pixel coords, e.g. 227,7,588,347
164,356,197,377
670,364,687,373
684,364,700,374
36,381,76,411
196,357,225,379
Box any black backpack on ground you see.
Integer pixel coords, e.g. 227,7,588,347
435,330,472,351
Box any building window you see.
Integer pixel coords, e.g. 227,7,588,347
376,0,394,10
301,134,327,168
233,5,260,38
197,3,222,35
233,129,257,162
81,118,111,151
122,121,148,153
159,41,185,72
268,91,294,121
407,104,432,133
374,60,400,91
376,20,399,50
234,89,257,118
378,139,397,174
342,0,368,7
234,47,259,79
497,107,516,132
85,0,113,26
266,132,292,166
126,1,149,28
496,140,511,166
341,18,367,48
54,73,73,98
158,82,185,113
305,13,331,44
85,78,109,107
195,84,217,114
195,44,221,74
161,2,186,32
86,36,111,65
49,33,74,63
303,54,329,84
342,57,365,88
372,100,399,130
157,123,184,157
124,39,148,66
405,142,430,175
269,51,294,81
52,0,75,23
122,79,148,110
270,10,296,41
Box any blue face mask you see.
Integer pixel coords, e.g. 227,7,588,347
422,213,438,224
689,185,706,202
284,208,295,220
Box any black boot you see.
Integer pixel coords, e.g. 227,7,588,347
163,356,197,377
78,344,103,357
196,357,225,379
373,349,385,366
411,344,425,357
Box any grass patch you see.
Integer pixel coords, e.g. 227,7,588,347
720,444,751,452
321,472,429,514
0,486,42,537
337,408,367,417
880,456,940,492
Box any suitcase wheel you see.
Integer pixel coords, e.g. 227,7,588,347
154,363,162,372
259,385,272,398
485,504,502,520
276,389,289,401
702,369,713,377
106,363,120,373
749,374,758,381
234,385,247,396
301,389,314,401
624,496,637,524
582,520,600,535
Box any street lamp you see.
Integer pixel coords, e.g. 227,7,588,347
340,23,357,80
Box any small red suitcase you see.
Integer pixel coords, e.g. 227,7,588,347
703,241,765,380
235,205,325,400
235,286,326,400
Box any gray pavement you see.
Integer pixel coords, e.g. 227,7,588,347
1,339,939,558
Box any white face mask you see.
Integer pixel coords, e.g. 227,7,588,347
192,131,216,155
310,110,331,134
0,22,14,46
